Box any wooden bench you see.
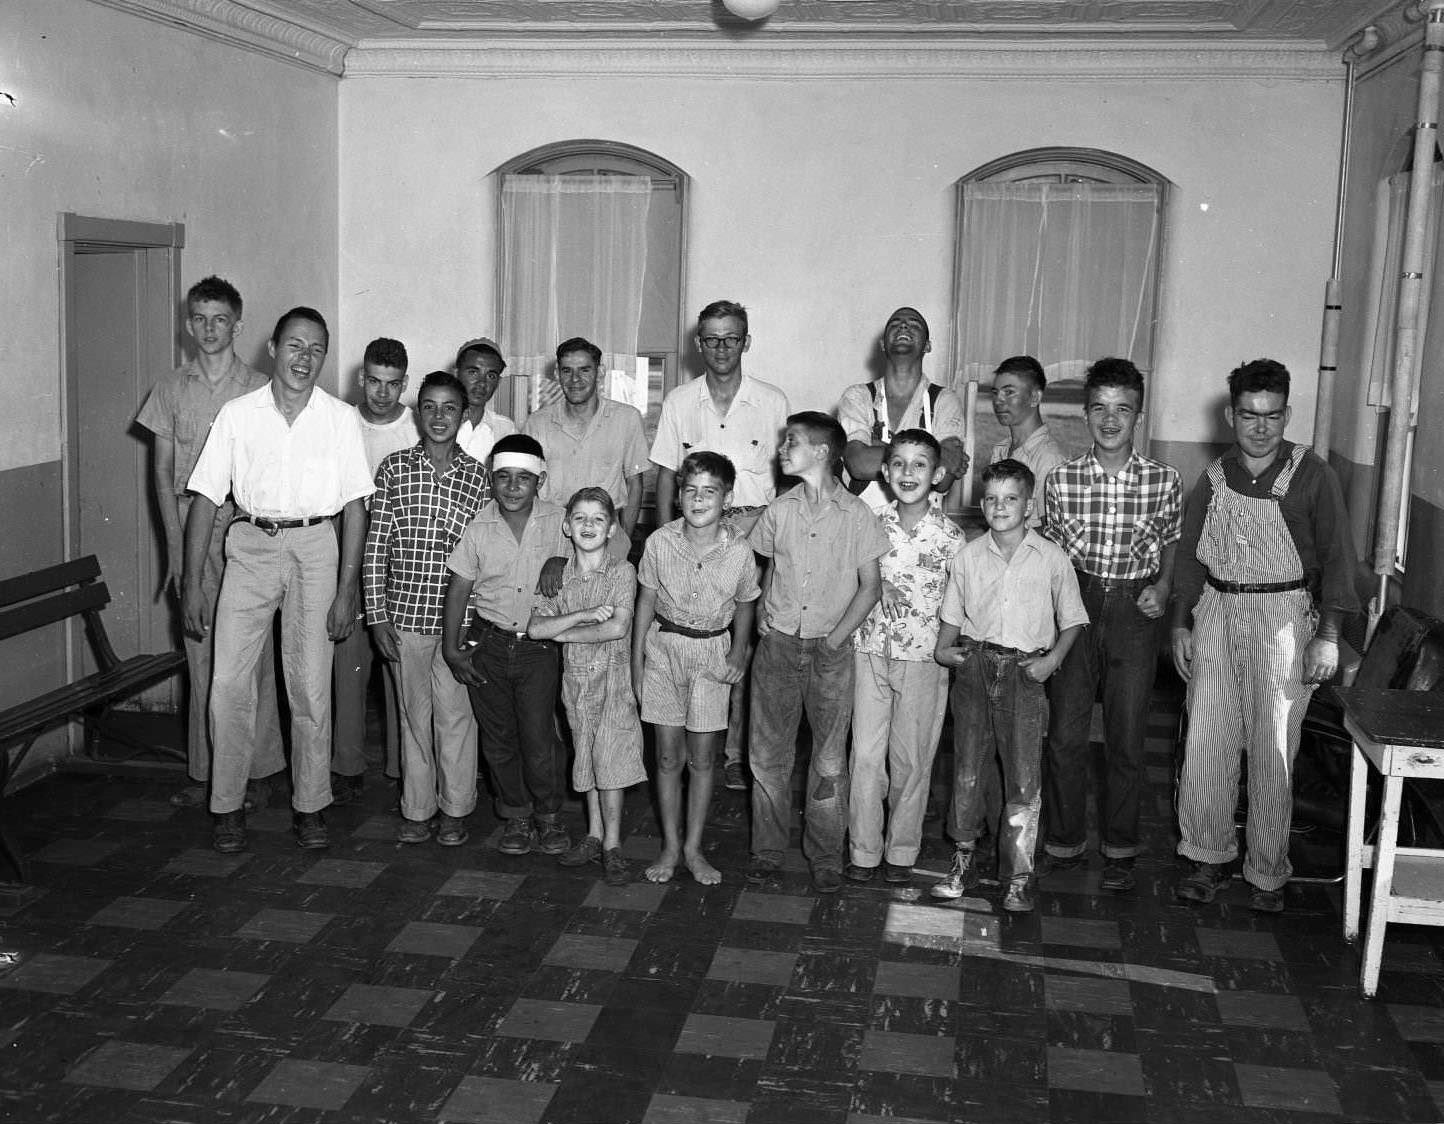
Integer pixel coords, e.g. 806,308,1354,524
0,555,185,886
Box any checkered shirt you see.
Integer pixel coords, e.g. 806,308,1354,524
1041,448,1181,581
363,445,490,634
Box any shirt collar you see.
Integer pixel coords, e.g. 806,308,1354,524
1084,447,1143,485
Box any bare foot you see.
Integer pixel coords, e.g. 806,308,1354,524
646,846,680,883
684,849,721,885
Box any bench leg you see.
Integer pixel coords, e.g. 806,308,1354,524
1360,773,1404,998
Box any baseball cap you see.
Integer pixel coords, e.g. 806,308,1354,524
455,337,507,372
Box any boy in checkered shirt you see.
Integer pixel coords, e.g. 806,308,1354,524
1038,357,1181,892
364,371,490,847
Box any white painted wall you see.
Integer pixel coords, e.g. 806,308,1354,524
0,0,340,476
339,67,1341,466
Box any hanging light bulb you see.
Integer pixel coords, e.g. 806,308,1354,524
721,0,780,21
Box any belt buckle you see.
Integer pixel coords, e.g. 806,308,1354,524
254,517,279,537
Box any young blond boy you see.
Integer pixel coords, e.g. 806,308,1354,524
932,459,1087,912
634,452,759,885
845,430,962,885
747,412,889,894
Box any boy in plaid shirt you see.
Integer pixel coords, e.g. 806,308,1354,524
1039,357,1181,891
364,371,490,846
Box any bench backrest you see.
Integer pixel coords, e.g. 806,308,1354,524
0,556,113,651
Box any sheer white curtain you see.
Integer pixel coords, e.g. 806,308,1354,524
500,174,652,412
956,181,1162,386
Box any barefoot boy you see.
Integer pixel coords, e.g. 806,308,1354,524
747,412,889,894
931,459,1087,912
365,371,489,846
633,452,759,885
846,430,962,885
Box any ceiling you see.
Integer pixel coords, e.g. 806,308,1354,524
89,0,1416,75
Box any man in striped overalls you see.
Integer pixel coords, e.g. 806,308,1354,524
1170,359,1359,913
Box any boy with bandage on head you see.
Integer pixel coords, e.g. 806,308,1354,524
443,433,569,857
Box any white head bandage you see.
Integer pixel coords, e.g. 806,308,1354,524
491,451,545,476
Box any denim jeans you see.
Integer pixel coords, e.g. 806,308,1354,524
464,623,565,819
946,641,1047,881
748,631,854,871
1044,572,1161,860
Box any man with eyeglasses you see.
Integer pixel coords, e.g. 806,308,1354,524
1170,359,1358,914
455,337,518,465
650,299,790,791
839,306,968,514
523,336,648,558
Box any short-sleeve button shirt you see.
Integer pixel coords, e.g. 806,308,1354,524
446,499,566,633
523,399,650,511
748,484,890,639
135,356,268,496
638,519,761,633
941,529,1089,653
186,383,374,518
855,505,964,661
649,374,790,508
1041,448,1182,580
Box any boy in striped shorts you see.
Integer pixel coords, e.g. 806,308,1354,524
634,452,760,884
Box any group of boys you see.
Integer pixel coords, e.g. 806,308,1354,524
140,277,1357,914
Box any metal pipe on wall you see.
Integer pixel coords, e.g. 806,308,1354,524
1373,0,1444,619
1315,27,1385,457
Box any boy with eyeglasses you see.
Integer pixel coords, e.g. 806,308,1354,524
649,300,789,791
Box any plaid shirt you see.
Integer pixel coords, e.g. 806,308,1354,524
364,444,490,634
1041,449,1181,581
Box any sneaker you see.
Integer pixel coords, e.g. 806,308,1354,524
535,818,570,855
559,835,603,867
844,863,876,883
746,856,782,884
883,862,913,885
723,760,747,791
329,773,363,807
396,818,433,844
1002,876,1035,913
293,811,329,850
812,867,843,894
929,848,979,900
1175,861,1229,903
1248,886,1285,914
212,809,247,854
602,848,632,886
436,814,469,847
498,817,536,855
1100,858,1136,892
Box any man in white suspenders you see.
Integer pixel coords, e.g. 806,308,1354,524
838,307,969,513
1170,359,1359,913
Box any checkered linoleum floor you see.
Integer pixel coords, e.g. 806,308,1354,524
4,689,1444,1123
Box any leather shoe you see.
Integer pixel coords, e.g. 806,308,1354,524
812,867,843,894
212,809,247,854
293,811,330,850
844,863,876,883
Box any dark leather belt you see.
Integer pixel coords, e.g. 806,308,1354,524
656,613,729,639
469,616,543,643
1206,574,1308,595
1076,570,1157,592
237,514,329,536
961,637,1044,659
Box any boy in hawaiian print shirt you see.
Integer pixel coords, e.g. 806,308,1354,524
845,430,964,884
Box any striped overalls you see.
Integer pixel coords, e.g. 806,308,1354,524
1176,446,1317,891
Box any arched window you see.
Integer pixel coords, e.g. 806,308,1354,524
952,147,1169,476
493,141,687,455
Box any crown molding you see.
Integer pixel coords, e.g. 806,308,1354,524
343,38,1344,81
84,0,350,75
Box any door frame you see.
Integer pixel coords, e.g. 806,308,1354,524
58,213,185,716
